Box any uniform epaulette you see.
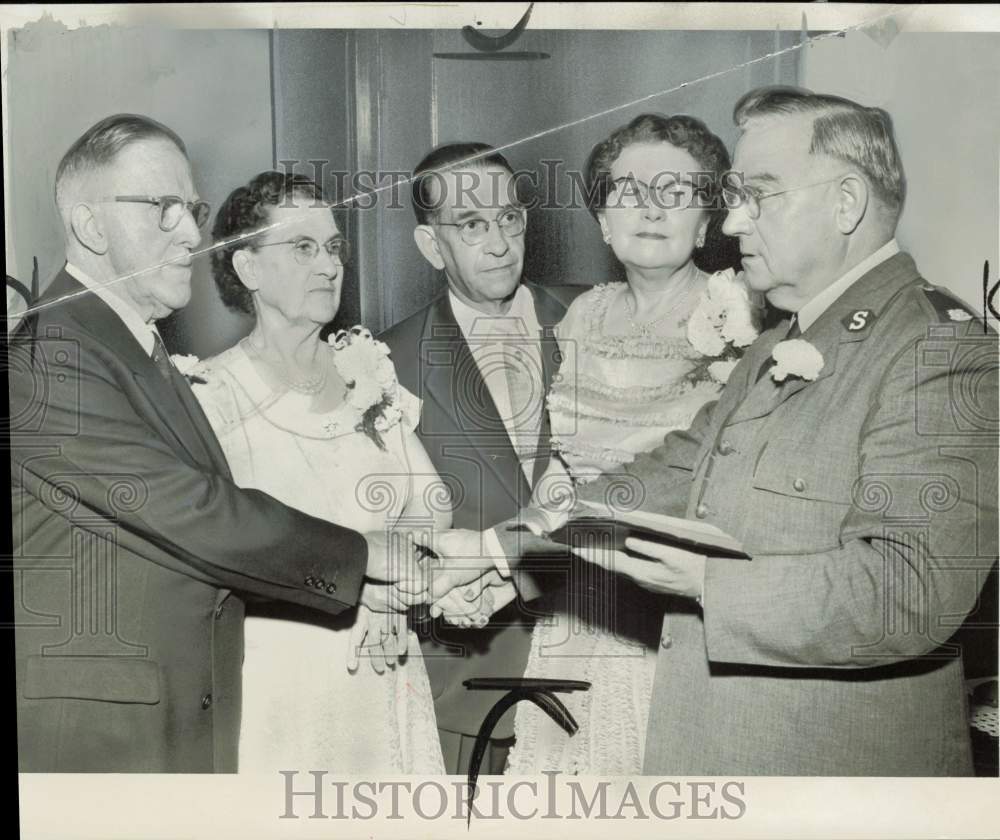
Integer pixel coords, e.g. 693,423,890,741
919,283,988,329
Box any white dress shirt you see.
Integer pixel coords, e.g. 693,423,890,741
448,284,544,486
65,262,161,355
796,239,900,331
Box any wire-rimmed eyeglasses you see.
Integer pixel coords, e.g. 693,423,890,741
254,235,351,265
606,175,709,211
432,208,526,246
722,174,849,220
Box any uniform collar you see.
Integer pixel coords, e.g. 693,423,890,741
797,239,900,332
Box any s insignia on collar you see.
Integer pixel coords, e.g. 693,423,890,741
843,309,878,332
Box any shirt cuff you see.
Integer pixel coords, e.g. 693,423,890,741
485,528,512,578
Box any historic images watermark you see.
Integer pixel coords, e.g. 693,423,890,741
279,771,748,822
272,158,747,215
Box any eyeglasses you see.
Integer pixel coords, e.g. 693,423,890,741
254,235,351,265
722,174,848,220
102,195,212,231
433,208,526,246
606,176,708,210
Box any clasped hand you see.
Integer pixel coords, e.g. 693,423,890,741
430,568,516,628
414,529,517,627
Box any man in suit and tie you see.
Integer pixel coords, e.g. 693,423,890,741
380,142,584,774
9,114,420,772
426,88,998,775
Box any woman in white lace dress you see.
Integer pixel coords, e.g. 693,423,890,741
507,114,757,774
191,172,446,773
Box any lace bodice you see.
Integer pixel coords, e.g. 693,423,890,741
548,281,722,480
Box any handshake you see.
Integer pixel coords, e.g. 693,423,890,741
350,527,522,673
351,461,580,673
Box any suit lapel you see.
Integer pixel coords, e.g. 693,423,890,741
727,317,840,426
48,271,230,474
726,252,922,427
419,295,528,504
165,365,233,478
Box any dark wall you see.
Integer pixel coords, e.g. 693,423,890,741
270,29,800,333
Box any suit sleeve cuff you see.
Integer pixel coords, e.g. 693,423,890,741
485,528,512,578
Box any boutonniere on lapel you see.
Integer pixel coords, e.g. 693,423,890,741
685,269,764,385
170,353,208,384
769,339,824,382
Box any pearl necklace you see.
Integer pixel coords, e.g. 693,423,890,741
623,271,701,337
241,338,329,395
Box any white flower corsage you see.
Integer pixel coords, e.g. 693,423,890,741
770,339,824,382
685,269,763,384
170,353,207,384
328,326,401,446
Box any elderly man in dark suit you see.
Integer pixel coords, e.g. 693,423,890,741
427,89,998,775
380,142,584,774
9,114,420,772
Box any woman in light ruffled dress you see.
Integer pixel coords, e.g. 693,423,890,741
506,114,760,775
190,172,448,774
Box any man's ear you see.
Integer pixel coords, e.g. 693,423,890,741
232,249,260,293
70,203,108,255
414,225,445,270
835,174,868,234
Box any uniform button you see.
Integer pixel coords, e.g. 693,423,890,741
793,478,806,492
661,633,673,649
695,503,708,519
718,440,734,455
305,576,315,586
201,693,213,710
326,583,337,594
214,604,224,620
315,579,325,590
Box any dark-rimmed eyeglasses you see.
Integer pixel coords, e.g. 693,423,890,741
432,208,526,246
722,174,849,220
254,236,351,265
100,195,212,231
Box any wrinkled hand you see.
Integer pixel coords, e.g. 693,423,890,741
429,569,517,627
362,530,428,596
347,583,420,673
573,537,706,600
414,529,497,600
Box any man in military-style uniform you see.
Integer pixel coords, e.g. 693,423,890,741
430,86,998,776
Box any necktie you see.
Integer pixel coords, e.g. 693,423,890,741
150,332,175,381
756,316,801,383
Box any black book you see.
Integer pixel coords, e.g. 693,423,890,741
510,501,749,560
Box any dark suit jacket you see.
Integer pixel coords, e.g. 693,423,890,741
499,253,997,775
9,269,369,772
380,282,585,737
